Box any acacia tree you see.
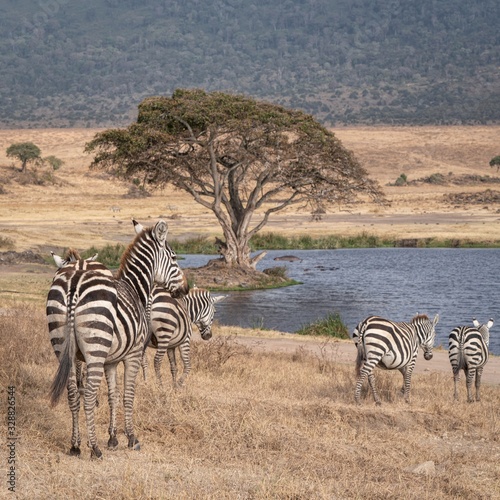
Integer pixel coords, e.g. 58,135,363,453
86,89,385,268
6,142,42,173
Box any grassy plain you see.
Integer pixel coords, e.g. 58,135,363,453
1,126,500,498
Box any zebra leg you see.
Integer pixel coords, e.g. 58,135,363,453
367,373,382,406
104,364,119,450
67,366,81,456
140,351,149,382
153,346,168,387
465,367,475,403
83,363,105,459
167,348,178,387
176,342,192,388
401,363,415,403
475,367,483,402
453,368,460,401
122,356,141,451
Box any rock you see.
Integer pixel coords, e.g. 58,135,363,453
405,461,436,476
274,255,301,262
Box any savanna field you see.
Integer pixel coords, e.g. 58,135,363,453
1,126,500,498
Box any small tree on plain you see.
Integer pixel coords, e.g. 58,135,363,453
6,142,42,173
44,155,64,171
489,156,500,170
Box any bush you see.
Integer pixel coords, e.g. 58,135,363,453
295,313,349,339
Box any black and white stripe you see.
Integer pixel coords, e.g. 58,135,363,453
143,286,225,386
448,318,494,402
353,313,439,405
47,221,189,458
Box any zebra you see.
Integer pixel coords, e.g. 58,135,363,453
47,220,189,459
143,286,226,387
448,318,494,402
353,313,439,405
50,249,114,394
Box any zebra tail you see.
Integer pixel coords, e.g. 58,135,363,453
50,290,77,406
452,347,466,377
355,343,365,377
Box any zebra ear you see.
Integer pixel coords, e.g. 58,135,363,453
132,219,144,234
433,314,439,325
212,295,227,304
472,318,480,328
87,253,99,262
487,319,494,329
51,251,65,268
153,220,169,243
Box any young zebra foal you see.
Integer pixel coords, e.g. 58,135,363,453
448,318,494,402
353,313,439,405
143,286,226,387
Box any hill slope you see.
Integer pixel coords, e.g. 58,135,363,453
1,0,499,128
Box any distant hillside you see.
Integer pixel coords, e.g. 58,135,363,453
1,0,499,128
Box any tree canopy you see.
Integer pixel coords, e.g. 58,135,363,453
86,89,385,267
6,142,42,173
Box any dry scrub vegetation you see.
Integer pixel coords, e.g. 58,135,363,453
2,305,499,499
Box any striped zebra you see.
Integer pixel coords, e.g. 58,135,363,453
353,313,439,405
448,318,494,402
47,220,189,459
50,249,114,394
143,286,226,386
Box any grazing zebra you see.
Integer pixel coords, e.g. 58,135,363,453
353,313,439,405
46,221,189,459
143,286,226,386
448,318,494,402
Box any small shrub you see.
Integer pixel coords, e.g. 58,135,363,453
295,312,349,339
394,173,408,186
0,235,15,250
82,243,126,268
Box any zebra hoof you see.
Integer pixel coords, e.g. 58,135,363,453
128,436,140,451
69,446,81,457
90,446,103,460
108,436,119,450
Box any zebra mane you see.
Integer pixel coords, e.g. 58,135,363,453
411,314,429,323
117,228,150,278
64,248,82,262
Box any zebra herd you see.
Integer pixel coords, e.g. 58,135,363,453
353,313,494,405
46,219,495,458
46,220,223,459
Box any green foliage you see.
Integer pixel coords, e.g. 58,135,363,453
170,237,218,255
44,155,64,171
1,1,499,128
394,173,408,186
295,313,349,339
6,142,42,172
81,244,126,268
490,156,500,169
425,173,446,185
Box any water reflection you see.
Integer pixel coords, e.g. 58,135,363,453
181,248,500,355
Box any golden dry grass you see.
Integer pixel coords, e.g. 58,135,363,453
0,126,500,253
1,305,499,499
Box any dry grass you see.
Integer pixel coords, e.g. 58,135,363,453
2,305,499,499
1,126,500,254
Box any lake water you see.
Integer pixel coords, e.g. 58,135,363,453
180,248,500,355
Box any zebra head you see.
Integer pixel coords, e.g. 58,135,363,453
472,317,494,347
138,220,189,298
412,313,439,360
187,289,226,340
